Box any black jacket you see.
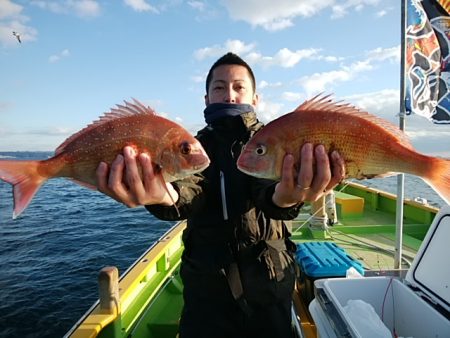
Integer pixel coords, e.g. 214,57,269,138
146,111,301,302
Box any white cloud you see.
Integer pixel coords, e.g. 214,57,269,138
191,74,205,83
222,0,333,31
0,0,22,19
318,55,342,62
405,123,450,156
298,46,398,95
0,1,38,46
31,0,101,17
248,48,321,68
124,0,159,13
257,94,285,122
0,125,81,151
195,40,328,69
188,0,218,21
376,10,387,17
193,39,256,60
331,0,381,19
342,89,399,122
300,69,352,96
188,1,206,11
49,49,70,63
259,80,282,89
71,0,101,17
366,46,400,63
29,126,75,136
282,91,304,102
375,6,394,18
346,59,373,72
222,0,382,31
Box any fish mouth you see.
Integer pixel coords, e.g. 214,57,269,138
236,158,253,173
175,162,209,179
191,147,210,170
236,164,265,178
183,156,210,175
193,160,210,171
237,162,278,180
236,162,249,174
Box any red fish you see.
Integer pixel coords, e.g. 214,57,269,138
237,95,450,205
0,99,210,218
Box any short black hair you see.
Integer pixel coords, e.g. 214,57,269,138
205,52,256,94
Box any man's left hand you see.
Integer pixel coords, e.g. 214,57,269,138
272,143,346,208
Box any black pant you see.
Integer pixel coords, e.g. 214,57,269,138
179,264,295,338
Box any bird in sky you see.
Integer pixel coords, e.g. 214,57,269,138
12,31,22,44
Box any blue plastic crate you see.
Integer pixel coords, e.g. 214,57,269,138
296,241,365,278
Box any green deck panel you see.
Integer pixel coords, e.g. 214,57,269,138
97,247,184,338
291,184,436,271
129,272,184,338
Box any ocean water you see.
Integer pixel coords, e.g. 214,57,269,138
0,152,175,338
0,152,446,338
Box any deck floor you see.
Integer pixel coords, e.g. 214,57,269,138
291,206,424,271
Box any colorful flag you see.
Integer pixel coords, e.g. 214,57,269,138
405,0,450,123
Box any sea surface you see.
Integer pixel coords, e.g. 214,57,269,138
0,152,446,338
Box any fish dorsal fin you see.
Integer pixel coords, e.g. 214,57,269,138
294,93,414,149
55,99,156,155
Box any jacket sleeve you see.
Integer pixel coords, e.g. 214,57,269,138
252,177,303,220
145,173,204,221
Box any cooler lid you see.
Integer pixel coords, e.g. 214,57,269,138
405,205,450,312
296,242,365,278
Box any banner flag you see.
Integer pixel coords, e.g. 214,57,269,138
405,0,450,123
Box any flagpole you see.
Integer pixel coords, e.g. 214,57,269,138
394,0,407,269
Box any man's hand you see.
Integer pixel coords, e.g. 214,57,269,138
272,143,345,208
96,146,178,207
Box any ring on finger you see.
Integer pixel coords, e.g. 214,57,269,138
297,184,311,190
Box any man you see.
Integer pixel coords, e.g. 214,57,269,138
97,53,345,337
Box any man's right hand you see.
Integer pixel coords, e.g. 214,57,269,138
96,146,178,207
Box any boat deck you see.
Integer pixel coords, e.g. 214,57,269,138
65,181,439,338
292,208,426,270
290,182,436,271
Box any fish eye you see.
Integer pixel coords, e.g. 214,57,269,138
180,142,192,155
255,144,266,156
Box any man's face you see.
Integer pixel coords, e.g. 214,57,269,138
205,64,259,107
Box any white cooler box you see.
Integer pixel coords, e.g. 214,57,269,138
309,206,450,338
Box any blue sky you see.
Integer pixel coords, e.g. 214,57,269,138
1,0,449,155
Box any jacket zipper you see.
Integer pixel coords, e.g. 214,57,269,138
220,170,229,220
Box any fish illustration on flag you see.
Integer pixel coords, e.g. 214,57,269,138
405,0,450,123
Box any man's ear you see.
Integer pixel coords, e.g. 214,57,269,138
204,94,209,106
252,93,259,106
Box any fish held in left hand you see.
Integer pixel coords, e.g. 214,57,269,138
0,99,210,219
237,94,450,205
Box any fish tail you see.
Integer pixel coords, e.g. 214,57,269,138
422,158,450,205
0,160,48,219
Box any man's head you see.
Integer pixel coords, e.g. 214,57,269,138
204,52,259,107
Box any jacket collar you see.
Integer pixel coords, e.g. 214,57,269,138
204,103,254,124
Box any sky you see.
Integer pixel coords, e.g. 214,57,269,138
0,0,449,155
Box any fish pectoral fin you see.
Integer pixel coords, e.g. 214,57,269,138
157,173,180,217
356,172,397,180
